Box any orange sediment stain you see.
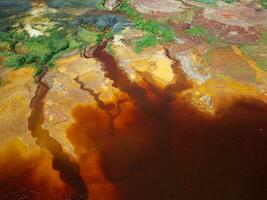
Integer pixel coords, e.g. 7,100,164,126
0,139,70,200
67,104,119,200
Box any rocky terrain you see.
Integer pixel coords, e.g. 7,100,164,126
0,0,267,200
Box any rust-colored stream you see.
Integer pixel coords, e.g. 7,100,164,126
27,67,88,200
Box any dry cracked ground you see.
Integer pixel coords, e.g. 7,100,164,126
0,0,267,200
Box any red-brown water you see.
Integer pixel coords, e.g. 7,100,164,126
68,42,267,200
1,44,267,200
27,68,88,200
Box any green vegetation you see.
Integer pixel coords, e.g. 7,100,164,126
261,0,267,9
76,30,99,46
134,33,159,53
106,43,115,55
0,41,12,51
3,54,26,68
104,31,114,40
260,31,267,45
48,28,101,67
9,31,29,43
0,30,29,59
0,29,71,75
0,31,29,51
48,36,81,67
0,52,14,57
16,35,69,65
185,26,206,37
0,32,11,41
96,34,104,45
116,0,175,52
22,38,52,65
116,1,143,21
96,0,106,10
0,1,120,75
185,25,218,45
14,27,102,72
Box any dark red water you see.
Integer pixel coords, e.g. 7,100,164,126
79,42,267,200
1,43,267,200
